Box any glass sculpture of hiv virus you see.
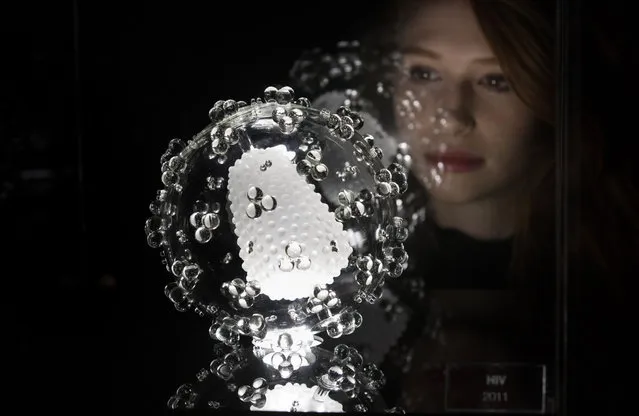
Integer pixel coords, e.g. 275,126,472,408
144,86,410,411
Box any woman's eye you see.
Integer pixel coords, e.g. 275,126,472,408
479,74,511,93
408,65,442,82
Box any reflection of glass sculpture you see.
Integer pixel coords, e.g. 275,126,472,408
167,343,405,413
288,43,434,400
289,42,428,296
145,86,410,411
289,41,408,169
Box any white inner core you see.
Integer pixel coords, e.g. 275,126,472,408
228,145,352,301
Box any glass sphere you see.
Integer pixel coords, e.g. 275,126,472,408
145,86,409,346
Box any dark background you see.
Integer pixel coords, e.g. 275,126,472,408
2,1,635,415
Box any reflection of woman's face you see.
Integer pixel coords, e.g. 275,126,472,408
394,0,540,204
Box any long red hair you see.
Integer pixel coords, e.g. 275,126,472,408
469,0,556,282
472,0,638,300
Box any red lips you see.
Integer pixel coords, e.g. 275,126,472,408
425,151,485,172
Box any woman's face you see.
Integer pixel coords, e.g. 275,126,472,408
394,0,540,204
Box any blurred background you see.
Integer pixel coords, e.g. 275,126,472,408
2,1,386,413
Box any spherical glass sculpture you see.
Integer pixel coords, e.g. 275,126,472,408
145,86,409,357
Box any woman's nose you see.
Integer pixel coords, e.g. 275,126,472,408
431,83,476,137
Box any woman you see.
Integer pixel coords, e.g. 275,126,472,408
366,0,635,412
390,0,555,284
368,1,557,412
